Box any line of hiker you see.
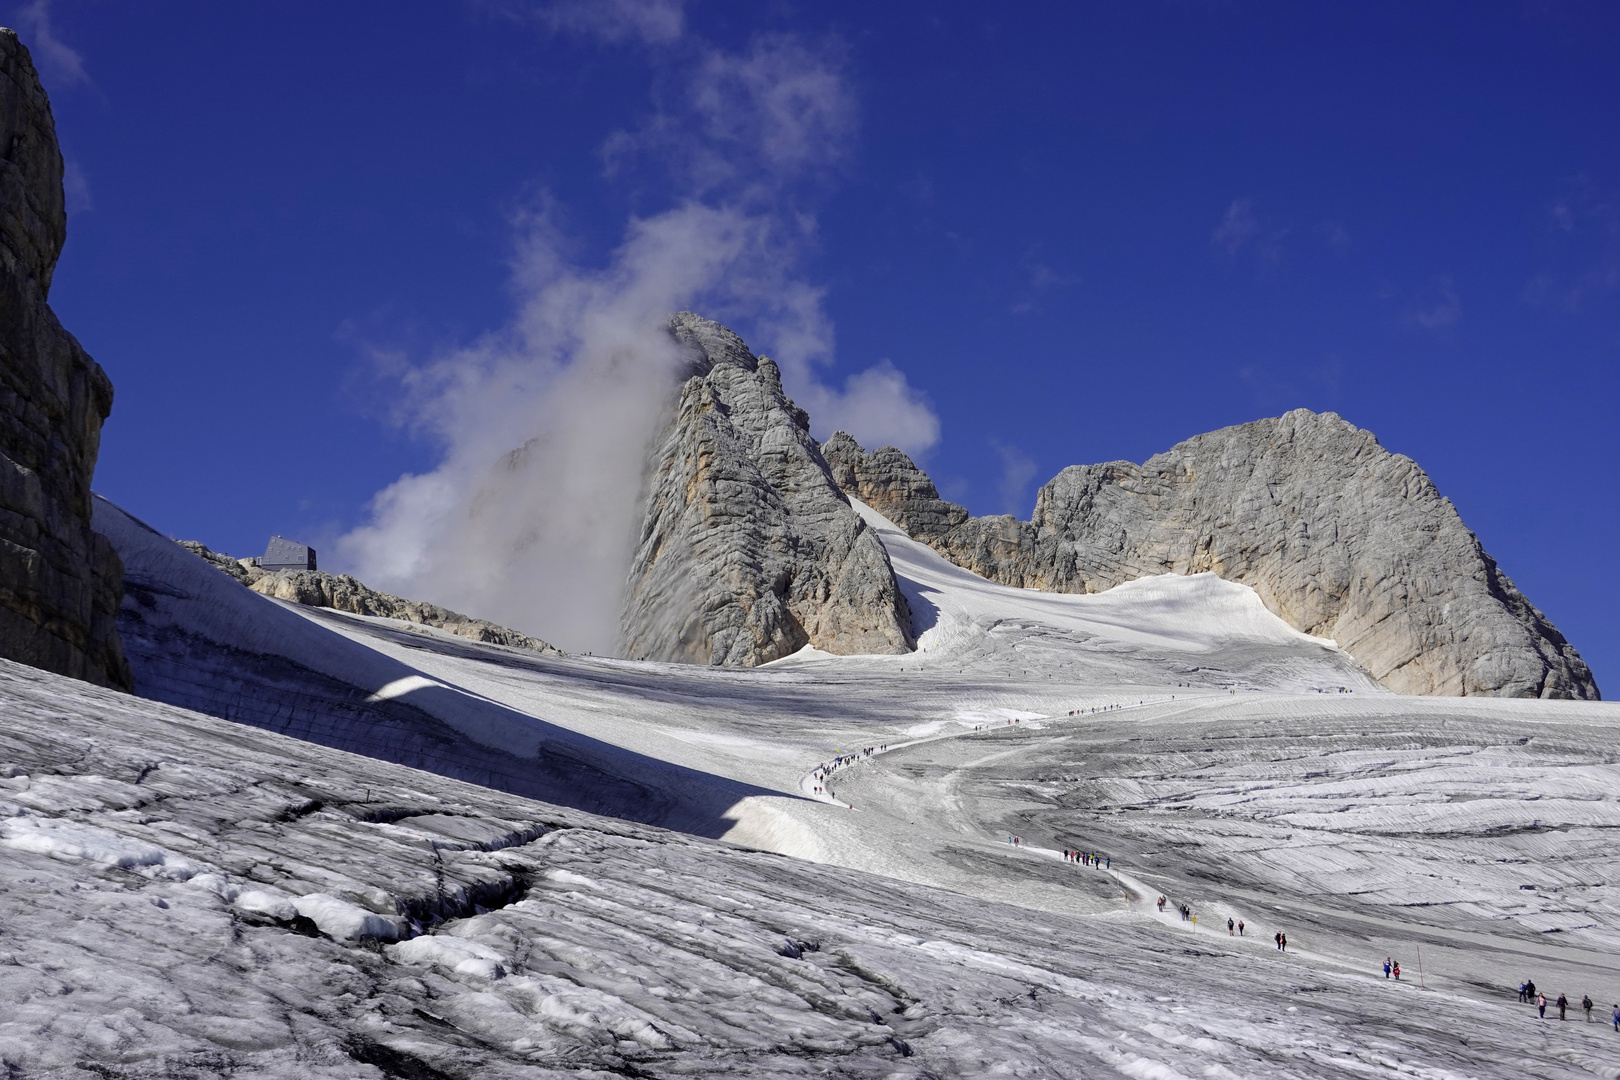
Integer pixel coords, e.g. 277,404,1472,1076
1518,981,1613,1027
1153,895,1259,941
811,743,892,796
1061,849,1109,869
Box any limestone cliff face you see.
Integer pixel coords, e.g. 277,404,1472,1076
620,314,913,666
0,30,128,689
825,411,1597,700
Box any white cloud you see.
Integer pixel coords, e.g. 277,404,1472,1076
13,0,88,87
691,34,856,178
794,360,939,459
339,202,770,652
340,14,938,652
603,33,857,197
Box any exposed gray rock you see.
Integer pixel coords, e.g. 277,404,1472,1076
620,313,913,666
175,540,262,586
0,29,128,689
176,540,560,655
824,432,1042,588
825,411,1597,700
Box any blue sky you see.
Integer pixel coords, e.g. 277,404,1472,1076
14,1,1618,678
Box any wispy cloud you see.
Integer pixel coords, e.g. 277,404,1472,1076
340,3,939,652
1407,276,1461,330
1524,174,1619,311
1009,246,1078,315
1212,197,1285,263
508,0,684,45
602,31,856,197
1212,198,1260,254
13,0,88,87
62,157,91,212
1319,220,1351,252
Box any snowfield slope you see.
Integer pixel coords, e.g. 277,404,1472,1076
4,661,1619,1080
0,496,1615,1077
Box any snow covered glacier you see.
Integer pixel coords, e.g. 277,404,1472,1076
2,497,1618,1078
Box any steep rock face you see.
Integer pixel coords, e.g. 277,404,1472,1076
0,30,128,689
824,432,1045,588
621,314,913,666
825,411,1597,700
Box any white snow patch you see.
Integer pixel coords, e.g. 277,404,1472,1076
234,889,299,921
505,977,672,1048
0,816,198,879
366,675,451,702
292,893,400,941
719,795,826,860
389,935,507,979
541,869,600,891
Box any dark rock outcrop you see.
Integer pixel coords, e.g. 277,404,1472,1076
0,29,128,689
620,314,913,666
825,411,1597,700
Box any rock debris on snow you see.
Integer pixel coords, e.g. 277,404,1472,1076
176,539,561,655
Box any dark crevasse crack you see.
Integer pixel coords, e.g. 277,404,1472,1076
343,1035,464,1080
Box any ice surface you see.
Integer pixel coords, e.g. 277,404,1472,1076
5,659,1618,1078
0,497,1614,1076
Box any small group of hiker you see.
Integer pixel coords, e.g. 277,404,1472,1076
1519,981,1614,1027
1154,895,1261,943
1062,849,1107,868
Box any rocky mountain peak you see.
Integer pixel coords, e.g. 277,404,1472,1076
620,315,913,666
827,411,1597,700
670,310,759,374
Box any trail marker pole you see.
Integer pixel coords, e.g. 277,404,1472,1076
1417,944,1425,989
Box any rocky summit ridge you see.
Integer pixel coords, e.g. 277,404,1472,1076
824,411,1597,700
625,315,1595,700
178,541,561,655
620,313,913,666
